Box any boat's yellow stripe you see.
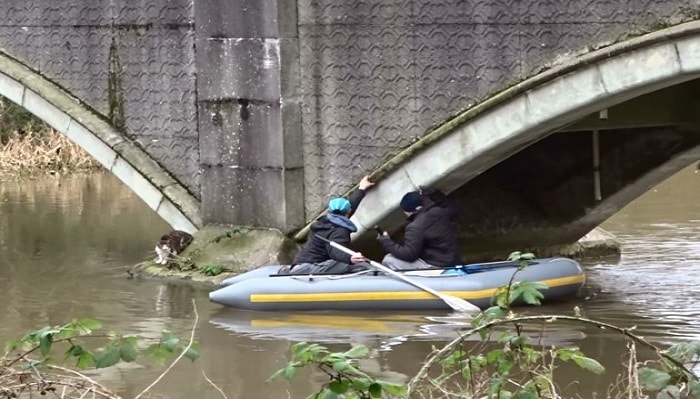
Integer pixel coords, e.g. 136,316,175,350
250,274,585,303
251,315,415,332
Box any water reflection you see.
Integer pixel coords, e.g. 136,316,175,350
2,168,700,398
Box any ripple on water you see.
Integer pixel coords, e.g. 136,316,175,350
583,226,700,343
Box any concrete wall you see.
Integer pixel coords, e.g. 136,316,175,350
195,0,304,230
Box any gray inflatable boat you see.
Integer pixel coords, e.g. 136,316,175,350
209,258,585,311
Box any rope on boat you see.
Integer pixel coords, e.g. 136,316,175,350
289,269,374,282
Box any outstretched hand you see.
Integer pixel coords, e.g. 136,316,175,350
358,175,375,191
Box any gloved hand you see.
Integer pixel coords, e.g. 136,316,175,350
374,225,388,240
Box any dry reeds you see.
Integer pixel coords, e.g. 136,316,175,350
0,130,103,179
0,365,121,399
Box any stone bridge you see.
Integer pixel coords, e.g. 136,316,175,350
0,1,699,259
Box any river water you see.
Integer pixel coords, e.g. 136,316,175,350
1,169,699,398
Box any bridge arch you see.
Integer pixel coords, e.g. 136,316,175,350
338,21,700,241
0,52,201,233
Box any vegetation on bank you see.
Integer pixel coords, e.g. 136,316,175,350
0,97,102,178
1,302,201,399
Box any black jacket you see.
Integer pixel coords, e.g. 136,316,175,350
293,188,367,265
379,196,462,267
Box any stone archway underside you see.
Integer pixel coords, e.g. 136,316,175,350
334,22,700,244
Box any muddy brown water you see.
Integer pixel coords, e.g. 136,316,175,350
1,169,699,398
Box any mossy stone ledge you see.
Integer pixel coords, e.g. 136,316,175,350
128,225,299,286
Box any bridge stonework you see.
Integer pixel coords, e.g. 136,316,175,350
0,1,698,254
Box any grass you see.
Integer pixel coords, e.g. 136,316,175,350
0,129,103,179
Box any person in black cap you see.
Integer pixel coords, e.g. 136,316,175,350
279,175,375,275
377,186,462,270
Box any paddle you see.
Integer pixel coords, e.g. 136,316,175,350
316,236,481,313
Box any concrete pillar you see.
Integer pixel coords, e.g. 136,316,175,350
195,0,303,232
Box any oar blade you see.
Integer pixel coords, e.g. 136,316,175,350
444,295,480,313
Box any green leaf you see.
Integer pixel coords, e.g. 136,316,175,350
638,367,672,391
320,389,338,399
324,354,344,363
56,326,78,340
119,341,138,362
327,380,349,394
76,352,94,369
341,363,364,376
162,336,180,352
350,379,371,391
571,354,604,374
497,330,515,343
290,341,308,354
497,358,515,374
486,349,503,364
554,347,582,361
488,376,509,398
35,326,56,338
283,365,297,379
66,344,84,357
508,335,529,348
94,347,121,368
77,319,102,333
332,360,350,372
343,345,369,358
267,368,285,382
473,306,505,332
514,390,538,399
522,289,544,305
185,347,200,361
39,334,53,356
369,383,382,398
665,341,700,361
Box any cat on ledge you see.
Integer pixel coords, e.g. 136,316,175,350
154,230,193,265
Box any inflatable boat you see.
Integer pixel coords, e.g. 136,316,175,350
208,257,586,312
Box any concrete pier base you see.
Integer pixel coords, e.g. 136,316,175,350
560,227,622,259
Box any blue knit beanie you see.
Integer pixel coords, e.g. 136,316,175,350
328,197,352,214
400,191,423,212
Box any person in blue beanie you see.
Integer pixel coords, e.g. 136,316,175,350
279,175,374,275
377,186,462,270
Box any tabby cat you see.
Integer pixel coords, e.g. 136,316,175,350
154,230,193,265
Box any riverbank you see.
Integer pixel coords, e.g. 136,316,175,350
127,225,621,287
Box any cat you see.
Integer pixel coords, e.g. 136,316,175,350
154,230,193,265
